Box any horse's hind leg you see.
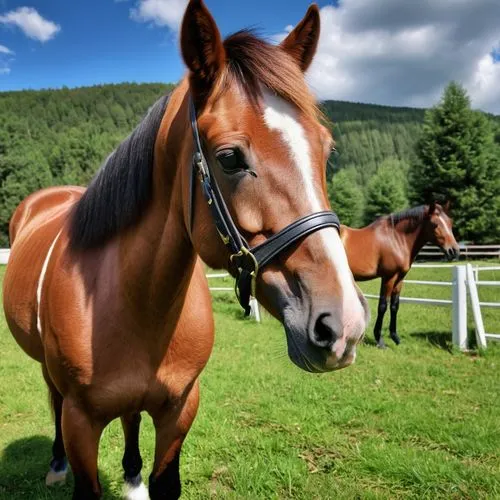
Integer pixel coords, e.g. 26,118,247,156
389,279,404,345
149,382,200,500
62,398,105,499
121,412,148,499
373,280,389,348
374,277,398,348
42,367,68,486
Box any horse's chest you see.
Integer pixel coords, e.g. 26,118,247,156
72,347,205,417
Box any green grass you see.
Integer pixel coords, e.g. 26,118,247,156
1,264,499,499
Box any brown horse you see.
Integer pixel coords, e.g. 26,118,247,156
2,2,369,499
340,202,459,348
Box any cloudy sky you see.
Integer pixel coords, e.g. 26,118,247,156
1,0,499,113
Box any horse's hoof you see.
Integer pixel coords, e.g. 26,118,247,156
45,467,68,486
123,474,149,500
376,341,387,349
390,333,401,345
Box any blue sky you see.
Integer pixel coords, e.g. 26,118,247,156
1,1,499,113
0,0,334,92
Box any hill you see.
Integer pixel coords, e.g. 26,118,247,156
0,82,498,245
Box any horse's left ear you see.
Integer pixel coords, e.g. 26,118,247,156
443,200,451,214
428,201,437,215
180,0,225,100
280,4,321,72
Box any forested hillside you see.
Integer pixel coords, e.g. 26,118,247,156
323,100,425,184
1,82,498,245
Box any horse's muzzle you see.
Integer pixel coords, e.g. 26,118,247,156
445,246,460,261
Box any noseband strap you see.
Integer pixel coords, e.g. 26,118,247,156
188,96,340,315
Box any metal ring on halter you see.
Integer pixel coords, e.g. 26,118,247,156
230,247,259,292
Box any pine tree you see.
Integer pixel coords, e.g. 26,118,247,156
364,159,408,224
410,82,500,242
328,168,365,227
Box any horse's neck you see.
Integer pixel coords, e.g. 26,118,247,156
393,218,428,263
117,87,198,320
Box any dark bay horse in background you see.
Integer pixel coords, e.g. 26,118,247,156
2,1,368,498
341,202,459,348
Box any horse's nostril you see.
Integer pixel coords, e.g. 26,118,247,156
311,313,337,349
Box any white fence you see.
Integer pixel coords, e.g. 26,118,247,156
467,266,500,347
2,250,497,345
207,264,499,347
418,244,500,260
364,263,499,350
2,245,497,264
0,249,9,265
206,273,261,322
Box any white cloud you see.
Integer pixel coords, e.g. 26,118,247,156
0,43,13,75
0,44,13,54
130,0,187,31
0,7,60,43
279,0,500,114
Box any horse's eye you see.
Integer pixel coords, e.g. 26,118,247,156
216,148,247,174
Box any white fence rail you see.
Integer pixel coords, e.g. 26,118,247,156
357,263,500,351
206,273,261,322
1,244,497,265
1,250,497,341
0,249,9,265
469,266,500,346
418,244,500,260
206,263,500,346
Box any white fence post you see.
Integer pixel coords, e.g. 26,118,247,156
452,265,468,350
0,249,9,265
466,264,487,349
249,297,261,323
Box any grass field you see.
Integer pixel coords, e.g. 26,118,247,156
1,264,499,499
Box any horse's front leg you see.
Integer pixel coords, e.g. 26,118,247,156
42,366,68,487
62,398,106,499
122,412,148,499
148,381,200,500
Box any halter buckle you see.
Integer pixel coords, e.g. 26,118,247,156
194,152,208,178
230,247,259,297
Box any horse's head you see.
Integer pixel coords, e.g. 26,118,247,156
179,0,368,372
426,202,460,260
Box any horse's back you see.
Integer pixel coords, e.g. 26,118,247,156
340,224,380,280
3,186,84,361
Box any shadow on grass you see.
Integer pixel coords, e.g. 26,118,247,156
362,335,378,347
0,436,118,499
410,331,453,352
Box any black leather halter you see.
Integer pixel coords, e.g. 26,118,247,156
188,96,340,315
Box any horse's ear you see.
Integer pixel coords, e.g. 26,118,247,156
428,201,437,215
180,0,225,100
280,4,321,73
443,200,451,214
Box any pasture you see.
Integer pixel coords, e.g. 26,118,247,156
1,264,499,499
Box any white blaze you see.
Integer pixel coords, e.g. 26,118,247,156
439,214,453,240
262,91,365,325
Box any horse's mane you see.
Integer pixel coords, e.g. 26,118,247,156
386,205,428,232
69,31,319,249
69,94,170,249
